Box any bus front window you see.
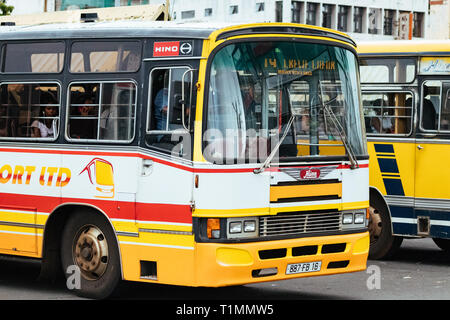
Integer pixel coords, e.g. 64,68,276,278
204,41,367,164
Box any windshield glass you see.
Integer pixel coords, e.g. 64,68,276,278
204,41,366,164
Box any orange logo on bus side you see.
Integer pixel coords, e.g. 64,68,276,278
79,158,115,199
0,164,71,187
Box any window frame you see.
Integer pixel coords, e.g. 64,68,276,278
359,57,417,85
69,40,142,74
65,79,138,144
0,81,62,141
146,66,193,135
2,41,66,74
419,79,450,133
362,89,414,137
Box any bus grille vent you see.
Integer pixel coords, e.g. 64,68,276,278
259,211,341,238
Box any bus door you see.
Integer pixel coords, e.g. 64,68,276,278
140,54,197,226
414,78,450,235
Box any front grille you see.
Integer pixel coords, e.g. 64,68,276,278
259,211,341,238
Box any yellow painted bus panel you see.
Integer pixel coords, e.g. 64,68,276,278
415,142,450,199
367,141,416,197
270,183,342,202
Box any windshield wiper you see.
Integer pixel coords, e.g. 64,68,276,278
254,113,295,174
322,102,359,169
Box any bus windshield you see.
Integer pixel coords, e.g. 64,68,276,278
204,41,366,164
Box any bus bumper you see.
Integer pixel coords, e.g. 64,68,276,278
193,231,369,287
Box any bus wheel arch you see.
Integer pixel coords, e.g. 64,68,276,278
40,204,123,298
369,187,403,260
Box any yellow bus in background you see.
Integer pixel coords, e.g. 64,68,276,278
358,40,450,259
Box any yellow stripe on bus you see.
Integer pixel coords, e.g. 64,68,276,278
270,183,342,202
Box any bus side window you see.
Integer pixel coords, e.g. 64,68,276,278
147,67,192,158
67,82,136,142
0,83,60,139
421,81,439,131
362,92,412,135
68,84,100,140
440,85,450,131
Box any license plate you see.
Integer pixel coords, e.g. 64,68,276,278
286,261,322,275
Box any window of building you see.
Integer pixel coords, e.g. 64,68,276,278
256,2,265,12
353,7,364,33
368,8,380,34
0,83,60,139
363,92,413,136
147,67,192,156
322,4,334,29
337,5,349,32
275,1,283,22
3,42,65,73
413,12,424,38
229,5,239,15
306,2,318,25
70,41,141,73
181,10,195,19
291,1,302,23
384,9,395,35
120,0,149,5
67,81,136,142
205,8,212,16
56,0,149,10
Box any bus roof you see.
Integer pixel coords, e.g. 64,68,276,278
357,40,450,56
0,20,355,46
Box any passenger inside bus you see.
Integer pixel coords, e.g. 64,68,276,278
31,92,58,138
154,71,169,131
70,96,98,139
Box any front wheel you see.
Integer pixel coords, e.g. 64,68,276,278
61,210,121,299
367,196,403,260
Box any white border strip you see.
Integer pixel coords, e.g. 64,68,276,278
119,241,194,250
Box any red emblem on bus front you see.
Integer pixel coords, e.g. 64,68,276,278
300,169,320,180
153,41,180,57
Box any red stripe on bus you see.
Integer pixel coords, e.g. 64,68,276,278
0,193,192,224
0,147,367,174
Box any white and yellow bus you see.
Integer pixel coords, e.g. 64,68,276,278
0,20,369,298
358,40,450,259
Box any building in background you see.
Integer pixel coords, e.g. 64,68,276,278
1,1,168,25
428,0,450,39
6,0,155,14
5,0,448,40
171,0,429,41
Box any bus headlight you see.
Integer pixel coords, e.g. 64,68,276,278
229,221,243,234
342,213,353,224
227,217,258,239
244,220,256,233
341,210,367,230
354,212,365,224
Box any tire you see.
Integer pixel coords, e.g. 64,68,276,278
368,195,403,260
433,238,450,252
61,210,121,299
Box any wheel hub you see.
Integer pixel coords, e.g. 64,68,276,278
73,225,109,280
368,205,382,244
